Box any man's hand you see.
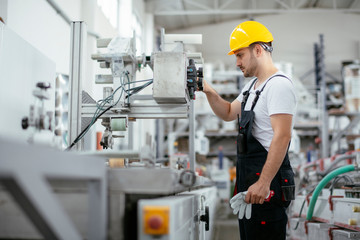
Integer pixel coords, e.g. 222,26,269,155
245,181,271,204
196,78,210,93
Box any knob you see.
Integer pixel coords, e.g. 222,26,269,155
36,82,51,90
200,206,210,231
21,117,29,129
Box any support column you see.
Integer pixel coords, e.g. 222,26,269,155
68,21,87,150
189,100,195,172
319,34,329,158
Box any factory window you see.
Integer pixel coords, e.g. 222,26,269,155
97,0,118,28
132,13,143,55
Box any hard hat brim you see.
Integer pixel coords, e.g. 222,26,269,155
228,50,235,56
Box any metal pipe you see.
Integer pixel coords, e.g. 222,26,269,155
318,153,356,176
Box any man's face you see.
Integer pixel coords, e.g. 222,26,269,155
234,46,257,78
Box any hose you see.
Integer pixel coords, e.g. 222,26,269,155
306,164,356,220
317,153,356,177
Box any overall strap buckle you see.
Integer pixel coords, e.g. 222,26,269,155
241,78,256,115
251,90,261,110
241,78,257,106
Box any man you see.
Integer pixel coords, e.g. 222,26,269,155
200,21,296,239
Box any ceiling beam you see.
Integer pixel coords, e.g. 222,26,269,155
295,0,308,9
349,0,359,8
219,0,235,9
251,0,257,9
333,0,337,9
246,0,255,20
214,0,220,23
183,0,212,10
312,0,320,8
275,0,290,9
154,8,360,16
179,0,189,28
290,0,296,8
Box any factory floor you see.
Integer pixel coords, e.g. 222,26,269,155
212,201,240,240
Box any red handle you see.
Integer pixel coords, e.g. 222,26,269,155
264,190,274,202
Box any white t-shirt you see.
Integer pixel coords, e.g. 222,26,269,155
236,71,297,151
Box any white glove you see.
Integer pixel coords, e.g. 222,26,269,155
230,191,252,219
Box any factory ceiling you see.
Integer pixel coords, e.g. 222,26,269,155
145,0,360,30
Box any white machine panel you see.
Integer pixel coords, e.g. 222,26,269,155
152,52,188,103
138,186,217,240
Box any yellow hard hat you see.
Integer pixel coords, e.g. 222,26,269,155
228,21,273,55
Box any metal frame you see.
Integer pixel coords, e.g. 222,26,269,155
68,21,87,150
0,138,107,240
330,113,360,146
189,100,195,172
81,102,189,120
314,34,360,157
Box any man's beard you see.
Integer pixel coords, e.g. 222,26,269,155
243,52,257,78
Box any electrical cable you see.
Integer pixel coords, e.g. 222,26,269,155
65,74,153,151
293,186,316,230
74,76,126,143
66,105,113,150
130,78,153,84
329,174,353,196
66,72,127,150
126,80,153,98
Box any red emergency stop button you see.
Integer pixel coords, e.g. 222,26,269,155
148,216,163,229
143,206,169,235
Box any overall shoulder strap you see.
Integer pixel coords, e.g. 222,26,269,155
259,74,290,93
241,78,257,105
250,74,290,110
240,78,257,117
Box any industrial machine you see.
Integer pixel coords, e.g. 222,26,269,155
289,151,360,239
287,34,360,240
0,21,217,240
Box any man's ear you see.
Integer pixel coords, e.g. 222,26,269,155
254,44,262,56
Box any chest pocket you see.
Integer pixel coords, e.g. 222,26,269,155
237,111,254,154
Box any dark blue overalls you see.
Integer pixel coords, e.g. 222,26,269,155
236,75,295,240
